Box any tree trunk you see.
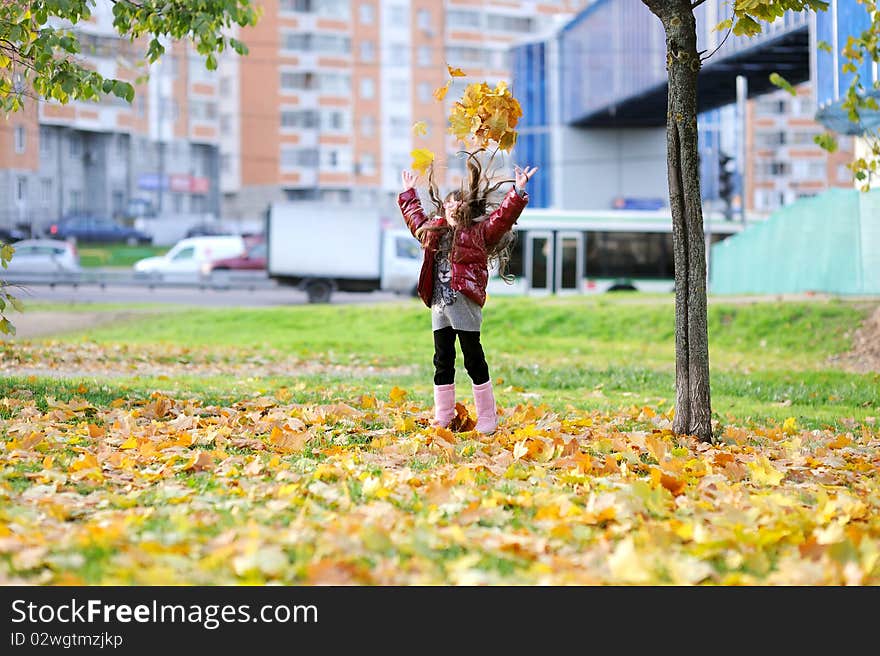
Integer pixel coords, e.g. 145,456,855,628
643,0,713,442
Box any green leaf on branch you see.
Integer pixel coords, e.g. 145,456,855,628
814,133,839,153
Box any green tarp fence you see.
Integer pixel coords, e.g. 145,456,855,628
710,188,880,295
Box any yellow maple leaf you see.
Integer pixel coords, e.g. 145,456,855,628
781,417,798,435
389,386,408,404
498,129,518,152
409,148,434,174
447,64,467,78
433,80,451,101
412,120,428,136
748,456,785,486
120,436,138,450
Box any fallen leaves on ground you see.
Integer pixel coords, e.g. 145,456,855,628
1,391,878,585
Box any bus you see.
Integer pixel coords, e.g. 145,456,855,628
486,207,748,295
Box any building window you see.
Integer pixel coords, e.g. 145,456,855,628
320,72,351,95
112,190,125,215
417,46,431,67
418,82,431,103
358,153,375,175
417,9,431,30
16,177,27,202
40,128,51,156
361,115,375,137
388,4,406,25
70,189,82,212
486,14,534,33
221,154,231,172
359,3,374,23
321,110,348,131
190,100,217,121
360,40,375,62
447,9,481,29
282,32,351,55
387,41,409,66
69,134,82,157
41,179,52,204
390,79,407,101
281,108,320,129
14,126,25,153
281,147,319,168
360,77,375,99
280,71,315,91
116,135,126,159
280,0,351,17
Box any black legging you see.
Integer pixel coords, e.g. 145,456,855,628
433,327,490,386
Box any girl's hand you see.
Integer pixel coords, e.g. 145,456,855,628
401,170,418,191
514,165,538,190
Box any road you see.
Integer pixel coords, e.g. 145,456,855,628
11,282,413,307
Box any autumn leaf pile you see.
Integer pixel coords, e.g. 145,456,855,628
2,386,879,585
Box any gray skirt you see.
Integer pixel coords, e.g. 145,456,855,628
431,292,483,332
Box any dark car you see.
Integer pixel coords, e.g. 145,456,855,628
202,237,266,274
0,227,27,244
49,215,152,245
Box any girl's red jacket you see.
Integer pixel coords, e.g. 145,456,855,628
397,187,528,308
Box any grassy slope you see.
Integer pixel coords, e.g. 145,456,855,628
4,295,877,430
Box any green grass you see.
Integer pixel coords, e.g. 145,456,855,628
75,243,168,268
6,295,878,431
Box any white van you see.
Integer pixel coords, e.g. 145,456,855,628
133,235,245,280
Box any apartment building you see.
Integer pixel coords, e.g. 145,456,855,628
746,83,855,215
219,0,584,222
0,1,222,235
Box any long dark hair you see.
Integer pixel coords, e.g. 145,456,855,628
415,149,518,283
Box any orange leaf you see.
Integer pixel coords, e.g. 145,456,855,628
447,64,466,78
660,472,686,496
433,80,451,101
88,423,105,438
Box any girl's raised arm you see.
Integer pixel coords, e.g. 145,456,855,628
398,170,430,238
482,165,538,246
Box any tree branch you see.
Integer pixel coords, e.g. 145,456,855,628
691,0,709,8
700,27,732,62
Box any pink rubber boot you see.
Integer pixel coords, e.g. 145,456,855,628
433,383,456,427
472,380,498,434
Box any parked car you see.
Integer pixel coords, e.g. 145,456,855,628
49,215,152,245
0,227,27,244
133,235,246,279
201,237,266,276
1,238,81,273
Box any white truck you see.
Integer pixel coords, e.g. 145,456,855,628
265,202,423,303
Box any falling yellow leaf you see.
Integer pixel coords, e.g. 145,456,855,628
412,121,427,136
748,457,785,487
433,80,451,101
447,64,466,77
410,148,435,174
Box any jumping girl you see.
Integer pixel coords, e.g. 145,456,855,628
398,153,538,434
